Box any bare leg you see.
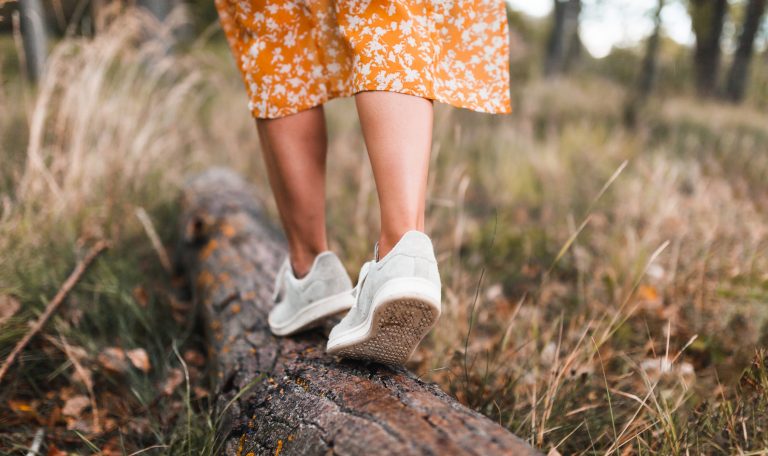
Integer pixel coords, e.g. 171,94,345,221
257,106,328,277
355,91,433,258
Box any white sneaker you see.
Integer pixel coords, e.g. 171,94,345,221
326,231,441,365
268,252,355,336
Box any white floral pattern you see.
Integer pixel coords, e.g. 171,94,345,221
216,0,511,119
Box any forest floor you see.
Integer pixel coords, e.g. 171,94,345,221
2,11,768,455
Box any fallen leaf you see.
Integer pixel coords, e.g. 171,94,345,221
162,368,184,395
183,349,205,367
58,386,76,401
46,443,68,456
132,286,149,308
8,400,35,414
62,395,90,418
194,386,209,399
638,285,660,302
66,417,92,433
0,295,20,326
46,405,62,428
98,347,128,373
127,348,151,373
72,363,94,387
64,344,88,362
101,436,122,456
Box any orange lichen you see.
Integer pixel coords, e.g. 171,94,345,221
196,271,214,289
274,439,283,456
199,239,218,260
221,222,237,238
236,433,246,456
231,303,241,314
294,377,310,392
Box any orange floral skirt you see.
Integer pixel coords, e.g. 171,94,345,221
215,0,511,119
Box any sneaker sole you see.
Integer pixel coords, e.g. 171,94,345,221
269,291,355,336
326,277,441,365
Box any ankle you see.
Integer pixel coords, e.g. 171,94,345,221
289,247,325,278
377,228,422,259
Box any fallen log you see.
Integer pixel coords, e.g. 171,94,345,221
177,168,541,456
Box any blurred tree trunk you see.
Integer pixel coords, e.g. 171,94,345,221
724,0,767,102
19,0,48,83
137,0,192,46
545,0,582,77
137,0,174,22
689,0,728,97
625,0,666,128
638,0,666,100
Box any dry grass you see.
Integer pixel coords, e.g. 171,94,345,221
2,8,768,455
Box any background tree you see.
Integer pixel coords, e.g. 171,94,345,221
625,0,667,127
724,0,767,102
638,0,667,100
544,0,582,76
689,0,729,97
137,0,174,22
19,0,48,83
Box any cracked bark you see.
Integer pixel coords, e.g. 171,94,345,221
177,168,541,456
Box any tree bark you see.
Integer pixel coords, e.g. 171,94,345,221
544,0,582,77
19,0,48,83
690,0,728,97
176,168,541,456
724,0,767,102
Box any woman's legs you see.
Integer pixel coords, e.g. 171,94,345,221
257,106,328,278
355,91,433,258
256,92,432,274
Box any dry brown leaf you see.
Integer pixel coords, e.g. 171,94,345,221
72,364,94,387
194,386,209,399
66,417,93,433
132,286,149,308
162,368,184,395
183,349,206,367
65,344,88,362
46,443,68,456
98,347,128,373
100,436,122,456
0,295,20,326
127,348,151,373
8,400,36,414
62,395,90,418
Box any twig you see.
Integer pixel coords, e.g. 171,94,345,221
0,241,109,384
26,428,44,456
135,207,172,274
44,334,101,433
